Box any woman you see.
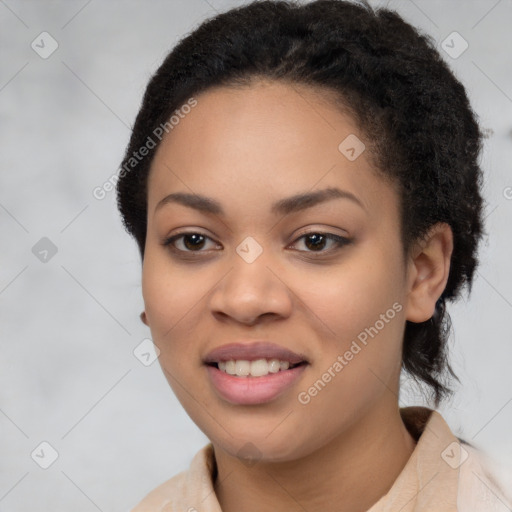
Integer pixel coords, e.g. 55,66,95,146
116,1,511,510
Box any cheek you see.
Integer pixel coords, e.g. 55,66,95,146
303,250,404,340
141,255,203,347
299,245,406,394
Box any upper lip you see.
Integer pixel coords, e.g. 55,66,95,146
203,341,308,365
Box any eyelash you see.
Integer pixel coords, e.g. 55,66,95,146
162,230,351,257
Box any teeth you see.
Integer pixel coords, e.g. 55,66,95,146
217,358,294,377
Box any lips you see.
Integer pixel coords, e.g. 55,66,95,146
203,340,309,365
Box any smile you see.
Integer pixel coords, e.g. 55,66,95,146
213,358,304,377
205,361,308,405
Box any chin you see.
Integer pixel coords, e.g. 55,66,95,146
211,428,310,464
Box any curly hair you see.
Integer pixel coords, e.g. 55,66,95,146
116,0,485,407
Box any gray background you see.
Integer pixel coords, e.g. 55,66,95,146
1,0,511,510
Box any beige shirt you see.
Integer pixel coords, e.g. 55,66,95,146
132,407,511,511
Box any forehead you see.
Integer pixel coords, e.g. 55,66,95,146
147,80,399,223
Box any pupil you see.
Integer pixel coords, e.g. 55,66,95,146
184,234,205,250
306,233,326,251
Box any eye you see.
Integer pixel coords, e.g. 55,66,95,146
162,230,351,256
290,231,351,254
163,232,220,253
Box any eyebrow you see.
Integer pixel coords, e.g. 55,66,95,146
154,186,366,216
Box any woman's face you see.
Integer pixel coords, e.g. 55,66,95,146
142,80,413,461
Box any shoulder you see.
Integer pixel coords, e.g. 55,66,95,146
130,470,189,512
457,441,512,512
129,443,217,512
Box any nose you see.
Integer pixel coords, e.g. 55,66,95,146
208,247,293,326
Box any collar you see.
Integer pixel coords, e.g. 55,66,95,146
367,406,461,511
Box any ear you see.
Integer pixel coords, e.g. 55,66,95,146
405,222,453,323
140,310,149,326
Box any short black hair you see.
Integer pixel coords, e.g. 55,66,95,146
116,0,485,407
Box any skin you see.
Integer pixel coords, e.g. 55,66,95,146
140,79,453,512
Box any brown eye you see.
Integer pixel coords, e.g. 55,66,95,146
181,233,206,251
163,232,219,252
292,232,351,254
303,233,328,251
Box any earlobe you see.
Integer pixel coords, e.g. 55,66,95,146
140,311,149,326
405,223,453,323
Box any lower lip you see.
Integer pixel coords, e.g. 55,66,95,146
206,364,308,405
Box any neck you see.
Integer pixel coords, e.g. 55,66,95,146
213,403,417,512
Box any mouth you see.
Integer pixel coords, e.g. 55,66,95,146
206,359,307,378
203,341,309,404
205,361,308,405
